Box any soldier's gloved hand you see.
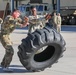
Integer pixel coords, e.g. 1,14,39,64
20,16,29,27
45,14,52,20
24,16,29,22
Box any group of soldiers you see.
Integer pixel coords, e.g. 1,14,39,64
52,12,62,33
0,6,61,72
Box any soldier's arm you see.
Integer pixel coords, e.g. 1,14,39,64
14,17,23,28
15,22,22,28
15,17,29,28
0,18,3,24
39,14,51,23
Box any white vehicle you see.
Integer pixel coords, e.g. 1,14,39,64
18,3,53,17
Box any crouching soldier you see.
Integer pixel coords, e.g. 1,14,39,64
0,9,25,72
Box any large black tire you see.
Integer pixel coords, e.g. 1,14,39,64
17,27,66,72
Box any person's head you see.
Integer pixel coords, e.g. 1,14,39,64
30,6,37,16
53,12,56,16
12,9,20,19
57,13,60,16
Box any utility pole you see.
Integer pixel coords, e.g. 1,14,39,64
11,0,14,12
57,0,60,13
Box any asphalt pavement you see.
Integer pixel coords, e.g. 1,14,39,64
0,25,76,75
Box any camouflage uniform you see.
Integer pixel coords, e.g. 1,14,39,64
0,15,22,68
28,15,46,33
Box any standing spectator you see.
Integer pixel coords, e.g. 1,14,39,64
52,12,57,30
57,13,62,33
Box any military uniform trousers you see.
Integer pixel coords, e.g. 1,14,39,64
57,25,61,33
0,34,14,68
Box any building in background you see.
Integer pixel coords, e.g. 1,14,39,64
0,0,76,25
60,0,76,25
0,0,53,18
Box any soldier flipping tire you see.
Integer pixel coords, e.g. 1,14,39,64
17,26,66,72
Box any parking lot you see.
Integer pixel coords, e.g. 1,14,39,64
0,26,76,75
